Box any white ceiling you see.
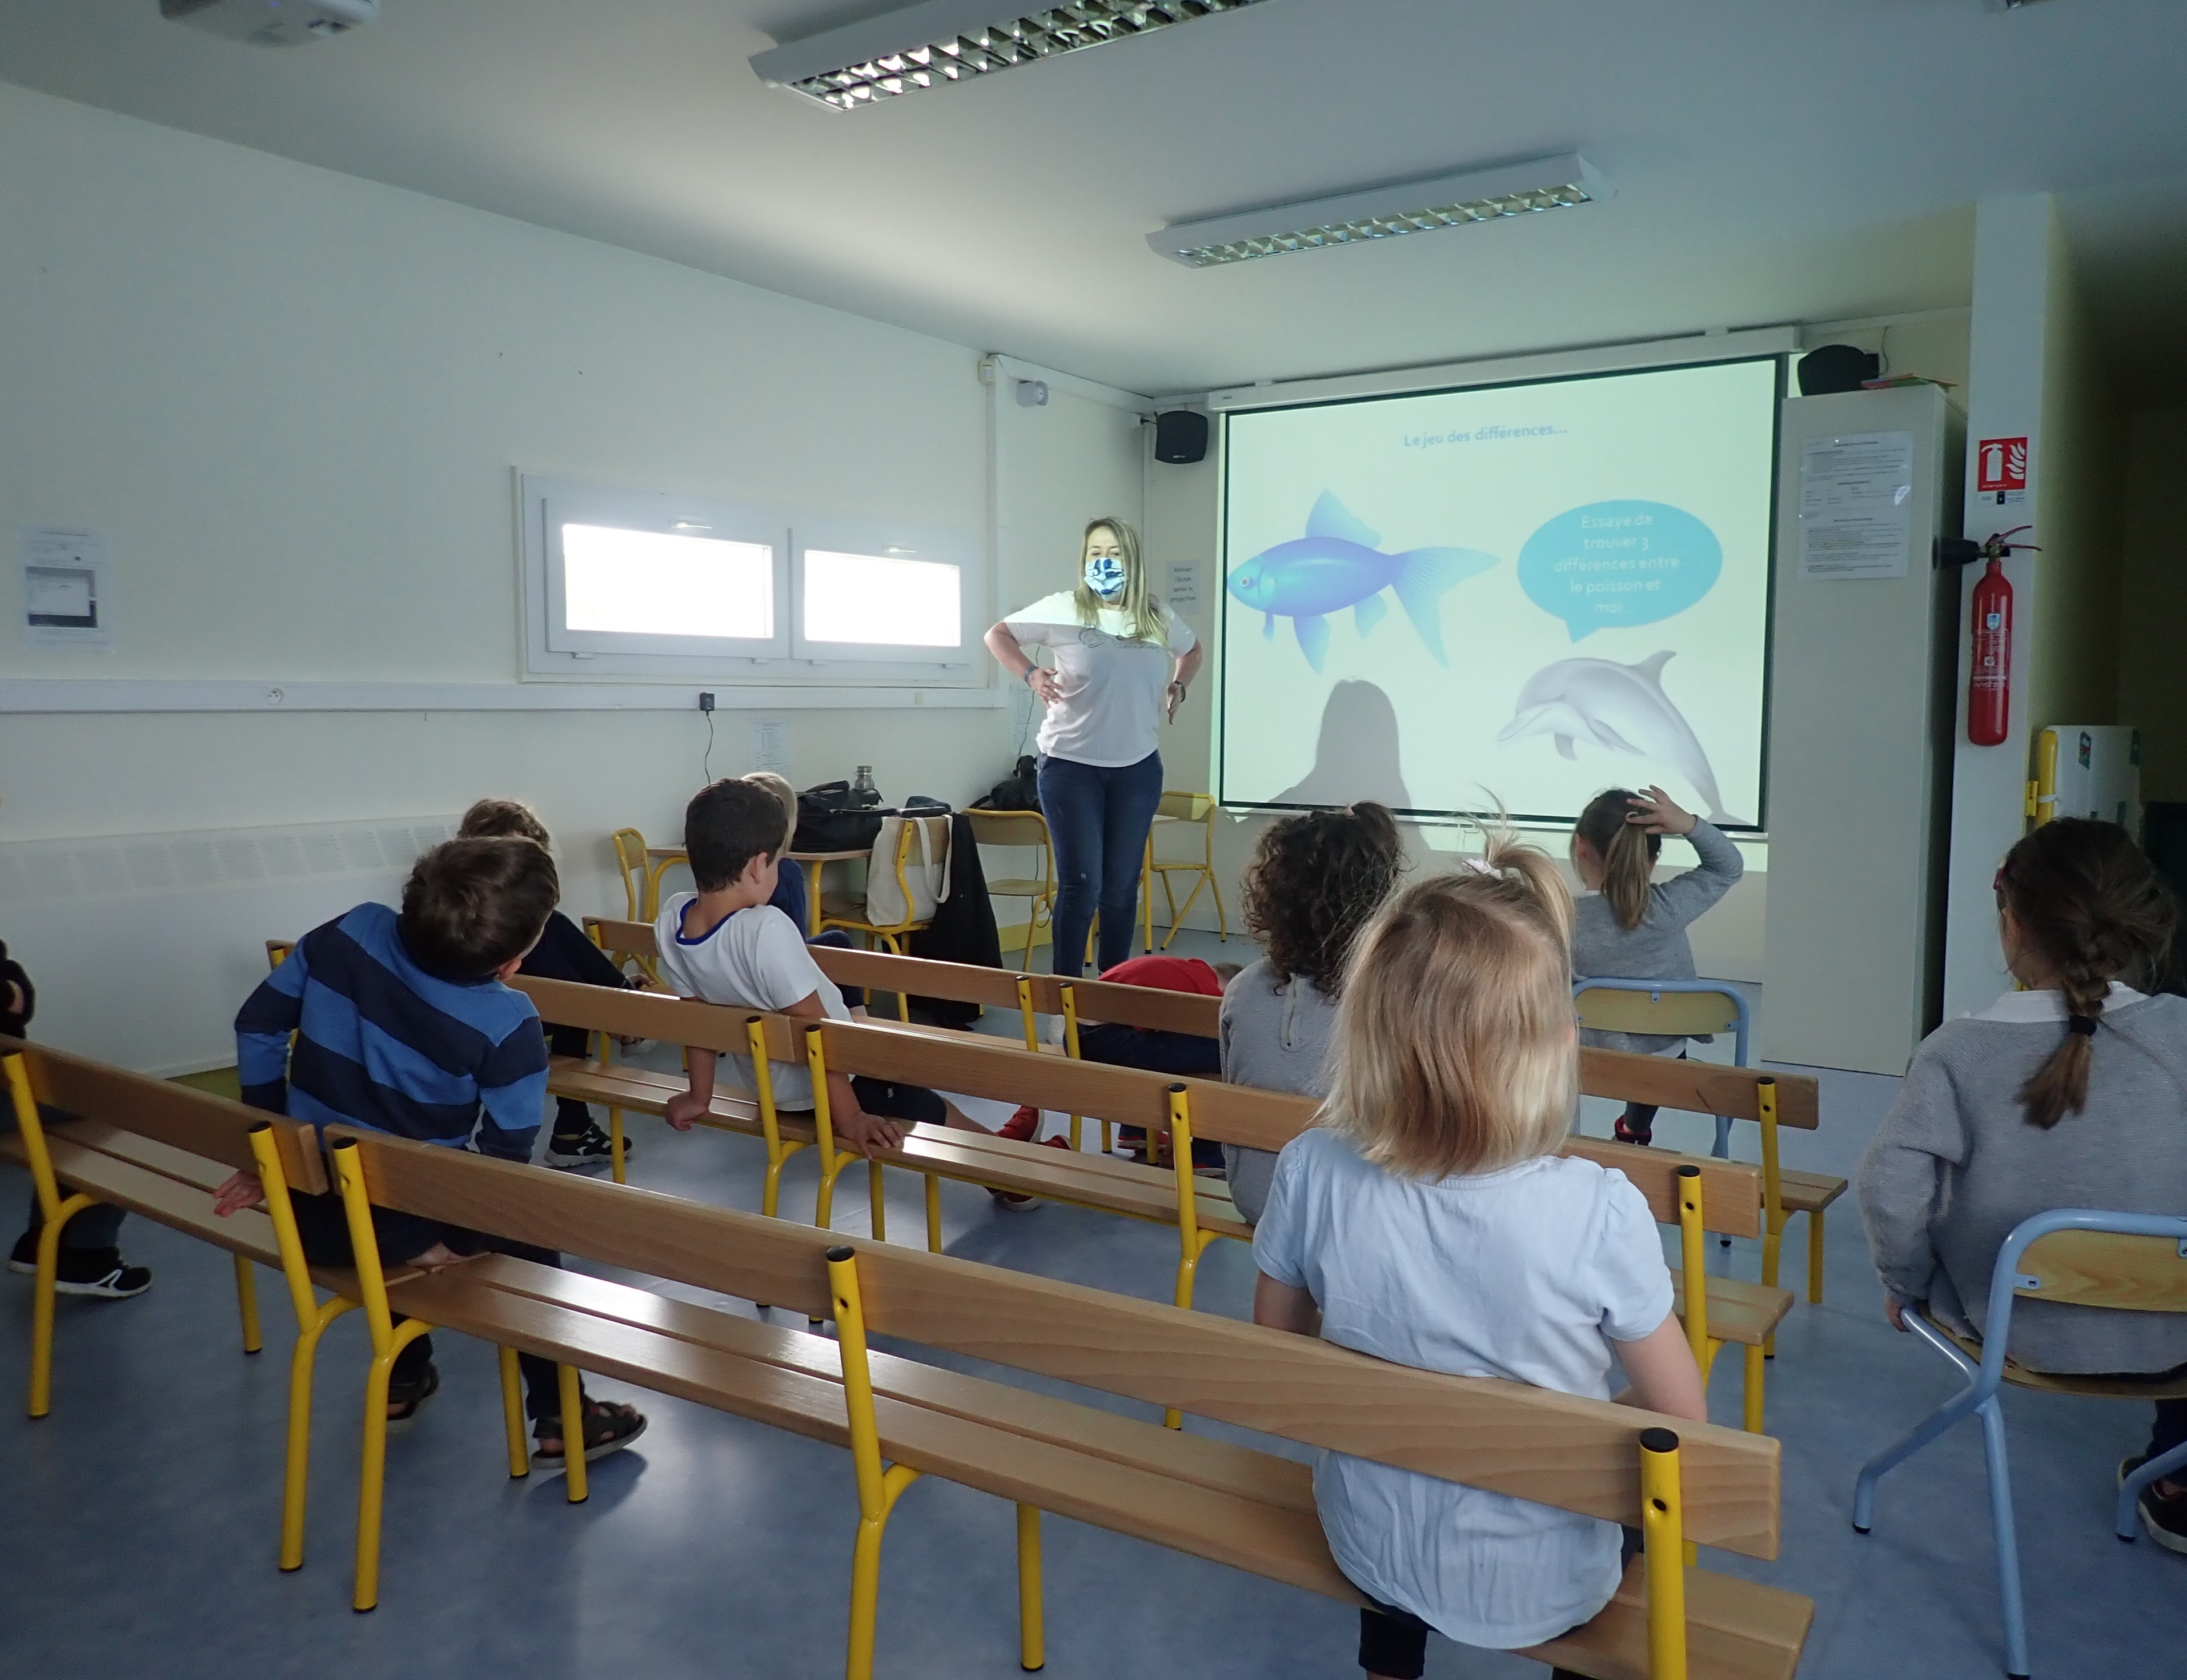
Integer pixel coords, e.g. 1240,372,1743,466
2,0,2184,395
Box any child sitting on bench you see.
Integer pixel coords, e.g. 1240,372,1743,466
1220,802,1403,1221
213,836,646,1466
457,797,647,1171
1251,827,1706,1680
652,779,983,1156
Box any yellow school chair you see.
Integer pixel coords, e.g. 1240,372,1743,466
817,815,950,1023
611,828,651,921
1855,1208,2187,1680
967,808,1056,970
1141,792,1225,953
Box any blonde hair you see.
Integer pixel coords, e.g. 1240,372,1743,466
458,797,552,849
1322,827,1577,1180
1073,516,1165,644
744,772,798,843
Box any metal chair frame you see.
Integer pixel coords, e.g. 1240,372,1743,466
1140,791,1226,953
1852,1207,2187,1680
966,808,1057,971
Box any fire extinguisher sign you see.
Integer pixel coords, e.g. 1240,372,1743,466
1977,436,2028,505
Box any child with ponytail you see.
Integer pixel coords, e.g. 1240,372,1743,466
1253,831,1707,1677
1859,817,2187,1554
1569,784,1745,1145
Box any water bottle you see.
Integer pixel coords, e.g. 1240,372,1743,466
852,765,877,804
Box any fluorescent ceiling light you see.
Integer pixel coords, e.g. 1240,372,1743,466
1149,153,1612,268
751,0,1269,111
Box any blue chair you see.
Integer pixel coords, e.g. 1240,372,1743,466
1852,1208,2187,1679
1571,978,1752,1157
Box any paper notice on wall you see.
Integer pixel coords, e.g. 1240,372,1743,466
1798,431,1914,580
22,527,113,647
749,715,792,776
1166,560,1200,612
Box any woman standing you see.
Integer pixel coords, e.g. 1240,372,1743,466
985,517,1202,976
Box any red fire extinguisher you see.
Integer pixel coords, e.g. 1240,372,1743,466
1968,556,2012,746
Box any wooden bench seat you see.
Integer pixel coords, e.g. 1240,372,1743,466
326,1123,1813,1678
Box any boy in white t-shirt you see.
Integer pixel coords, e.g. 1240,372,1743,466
1251,833,1706,1678
652,779,973,1153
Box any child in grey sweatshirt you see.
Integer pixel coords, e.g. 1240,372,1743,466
1219,803,1405,1222
1570,785,1744,1144
1857,817,2187,1551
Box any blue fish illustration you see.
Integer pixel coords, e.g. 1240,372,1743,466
1226,491,1497,672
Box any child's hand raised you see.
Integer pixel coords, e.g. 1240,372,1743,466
1625,785,1698,837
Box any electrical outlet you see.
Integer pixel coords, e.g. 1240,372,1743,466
698,692,715,712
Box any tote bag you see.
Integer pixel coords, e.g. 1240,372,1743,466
864,814,953,927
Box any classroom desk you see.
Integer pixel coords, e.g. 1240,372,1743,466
643,847,867,933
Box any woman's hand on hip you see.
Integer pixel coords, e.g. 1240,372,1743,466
1026,667,1062,705
1165,680,1187,724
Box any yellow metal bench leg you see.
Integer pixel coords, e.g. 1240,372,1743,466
234,1254,263,1354
1761,1211,1784,1357
609,1109,627,1186
26,1191,95,1419
499,1347,529,1479
762,1156,784,1221
1016,1503,1046,1671
1639,1428,1689,1680
869,1158,887,1245
557,1363,589,1503
1069,1113,1081,1151
1743,1342,1765,1434
280,1294,356,1571
816,1154,842,1230
1807,1210,1826,1305
924,1174,942,1254
845,1462,923,1680
354,1317,433,1611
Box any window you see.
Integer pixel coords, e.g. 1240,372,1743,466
520,474,982,684
802,550,961,649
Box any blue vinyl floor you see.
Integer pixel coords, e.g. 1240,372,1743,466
0,931,2175,1679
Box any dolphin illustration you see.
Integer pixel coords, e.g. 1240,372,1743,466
1498,651,1743,825
1227,491,1496,673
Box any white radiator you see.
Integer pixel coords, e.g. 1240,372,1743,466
0,815,459,1074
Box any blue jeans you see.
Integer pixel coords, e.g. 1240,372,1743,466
1038,749,1163,976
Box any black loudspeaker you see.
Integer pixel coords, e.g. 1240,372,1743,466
1154,409,1209,464
1796,344,1881,396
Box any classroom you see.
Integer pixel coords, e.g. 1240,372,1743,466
3,5,2185,1678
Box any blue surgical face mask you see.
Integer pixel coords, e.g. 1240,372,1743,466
1084,554,1127,599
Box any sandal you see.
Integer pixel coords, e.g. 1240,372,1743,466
532,1398,648,1468
384,1364,441,1434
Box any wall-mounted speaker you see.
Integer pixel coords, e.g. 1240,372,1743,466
1154,409,1209,464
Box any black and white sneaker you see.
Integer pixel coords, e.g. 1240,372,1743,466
545,1122,623,1171
11,1242,153,1298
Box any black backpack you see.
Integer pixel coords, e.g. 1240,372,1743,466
792,780,886,853
972,756,1040,813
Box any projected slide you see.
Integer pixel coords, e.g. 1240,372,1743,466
1218,358,1778,828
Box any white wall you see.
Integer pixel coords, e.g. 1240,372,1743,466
0,85,1124,1066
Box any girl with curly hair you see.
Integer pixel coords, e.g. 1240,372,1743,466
1219,802,1405,1221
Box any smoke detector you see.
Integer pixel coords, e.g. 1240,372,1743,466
160,0,379,47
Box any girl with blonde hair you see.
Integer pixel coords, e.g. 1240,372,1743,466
1251,829,1706,1678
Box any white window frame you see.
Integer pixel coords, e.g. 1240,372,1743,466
519,474,986,686
789,516,979,671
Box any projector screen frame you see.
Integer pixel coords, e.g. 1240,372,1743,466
1213,350,1787,834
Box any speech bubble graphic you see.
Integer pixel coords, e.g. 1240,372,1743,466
1518,500,1722,640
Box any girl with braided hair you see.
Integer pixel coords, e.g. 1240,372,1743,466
1859,817,2187,1553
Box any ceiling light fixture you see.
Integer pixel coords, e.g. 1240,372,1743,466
751,0,1270,112
1148,153,1612,268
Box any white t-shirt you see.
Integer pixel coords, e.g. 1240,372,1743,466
1004,591,1197,768
1253,1129,1675,1650
652,894,848,1110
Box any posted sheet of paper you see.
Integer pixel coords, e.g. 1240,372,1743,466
21,528,113,647
1166,560,1200,612
1799,431,1914,580
749,715,792,776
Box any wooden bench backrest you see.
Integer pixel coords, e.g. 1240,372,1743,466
9,1039,326,1194
577,919,1817,1125
512,981,1761,1235
327,1122,1779,1557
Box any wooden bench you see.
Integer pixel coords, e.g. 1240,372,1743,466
323,1120,1812,1676
514,980,1793,1431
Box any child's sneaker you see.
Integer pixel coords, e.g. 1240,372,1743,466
1612,1116,1653,1148
533,1399,647,1468
998,1105,1041,1142
545,1122,624,1171
7,1239,153,1298
2121,1454,2187,1555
